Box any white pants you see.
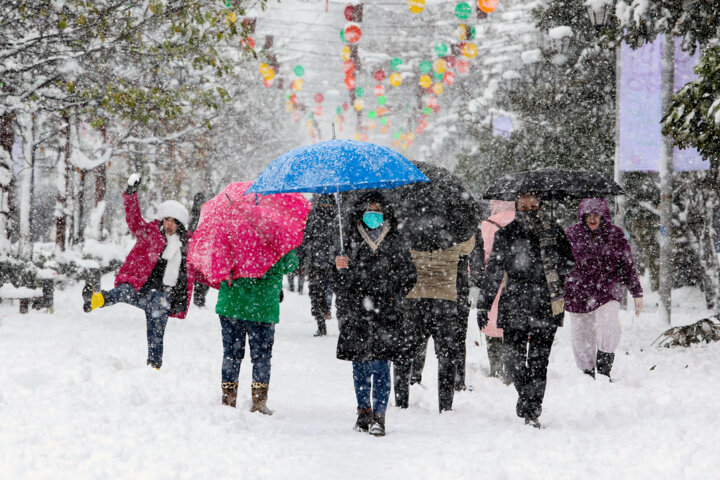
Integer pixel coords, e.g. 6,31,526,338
568,301,621,372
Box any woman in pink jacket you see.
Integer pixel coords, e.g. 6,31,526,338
473,200,515,383
82,175,196,369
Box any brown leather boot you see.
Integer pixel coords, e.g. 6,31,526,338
251,382,273,415
221,382,238,408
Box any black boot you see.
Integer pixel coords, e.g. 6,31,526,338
583,368,596,379
597,351,615,379
353,407,373,432
368,414,386,436
313,317,327,337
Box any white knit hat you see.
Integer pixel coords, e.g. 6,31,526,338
156,200,189,227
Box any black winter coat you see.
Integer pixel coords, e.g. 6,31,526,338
333,221,417,362
478,216,575,330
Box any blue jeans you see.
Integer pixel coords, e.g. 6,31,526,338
219,316,275,384
352,360,391,416
103,283,171,364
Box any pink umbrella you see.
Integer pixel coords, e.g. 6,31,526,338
188,182,311,287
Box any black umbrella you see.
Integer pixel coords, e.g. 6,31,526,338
483,169,624,201
392,161,481,251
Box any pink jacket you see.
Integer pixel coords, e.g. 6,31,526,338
115,193,195,319
480,200,515,338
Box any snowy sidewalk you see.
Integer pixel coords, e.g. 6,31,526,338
0,282,719,479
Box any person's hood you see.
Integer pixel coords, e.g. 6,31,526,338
490,200,515,216
156,200,189,227
578,198,612,226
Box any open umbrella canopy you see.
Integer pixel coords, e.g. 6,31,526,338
187,182,311,287
483,169,624,201
246,139,430,195
392,161,480,251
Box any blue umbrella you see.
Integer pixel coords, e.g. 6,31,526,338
247,139,430,252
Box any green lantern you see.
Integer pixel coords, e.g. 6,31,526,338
467,25,476,40
355,86,364,98
423,106,432,115
294,65,305,77
368,110,377,119
340,28,346,42
381,117,388,126
435,43,448,57
390,58,403,71
393,132,401,139
454,2,472,19
419,61,432,73
434,72,443,82
336,106,342,115
377,96,387,106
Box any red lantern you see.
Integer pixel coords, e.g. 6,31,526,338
344,5,355,21
416,125,424,135
263,78,273,88
342,60,355,74
314,93,325,103
456,59,470,74
289,94,298,104
442,71,456,85
374,69,386,82
374,84,385,96
445,55,457,68
427,97,438,108
314,105,323,116
432,105,441,114
344,24,362,43
344,74,356,90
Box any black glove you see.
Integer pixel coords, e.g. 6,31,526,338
477,310,489,331
125,174,141,195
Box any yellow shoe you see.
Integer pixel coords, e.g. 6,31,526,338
90,292,105,311
83,284,105,312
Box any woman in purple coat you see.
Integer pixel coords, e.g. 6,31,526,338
565,198,643,380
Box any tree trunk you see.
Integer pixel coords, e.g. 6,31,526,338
16,113,35,259
658,34,674,324
55,115,71,251
0,113,14,252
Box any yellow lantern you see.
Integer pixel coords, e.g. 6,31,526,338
259,63,273,78
292,79,304,91
408,0,425,14
419,75,432,88
462,43,478,59
368,121,376,130
393,139,400,147
342,45,351,61
434,59,447,74
433,83,444,95
354,98,364,111
285,101,294,112
354,132,363,140
389,72,402,87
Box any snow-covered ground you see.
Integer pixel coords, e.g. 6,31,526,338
1,276,719,479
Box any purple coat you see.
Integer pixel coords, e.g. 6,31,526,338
564,198,642,314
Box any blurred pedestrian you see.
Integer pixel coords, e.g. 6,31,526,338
564,198,643,380
81,174,196,370
304,194,339,337
332,191,416,436
286,243,306,294
478,193,574,427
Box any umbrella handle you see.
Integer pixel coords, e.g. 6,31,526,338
335,189,348,273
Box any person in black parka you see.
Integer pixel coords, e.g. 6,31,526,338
304,194,340,336
332,191,417,437
478,193,575,428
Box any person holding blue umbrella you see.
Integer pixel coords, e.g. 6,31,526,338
332,191,416,436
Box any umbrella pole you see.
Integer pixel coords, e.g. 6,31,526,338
334,188,345,254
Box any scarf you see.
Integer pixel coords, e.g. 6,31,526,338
517,211,565,316
357,220,390,252
162,233,182,287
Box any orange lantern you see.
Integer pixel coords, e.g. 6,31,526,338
376,106,388,116
263,78,273,88
478,0,498,13
408,0,425,13
462,43,478,59
433,59,447,74
432,83,444,95
344,24,362,43
443,71,456,85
